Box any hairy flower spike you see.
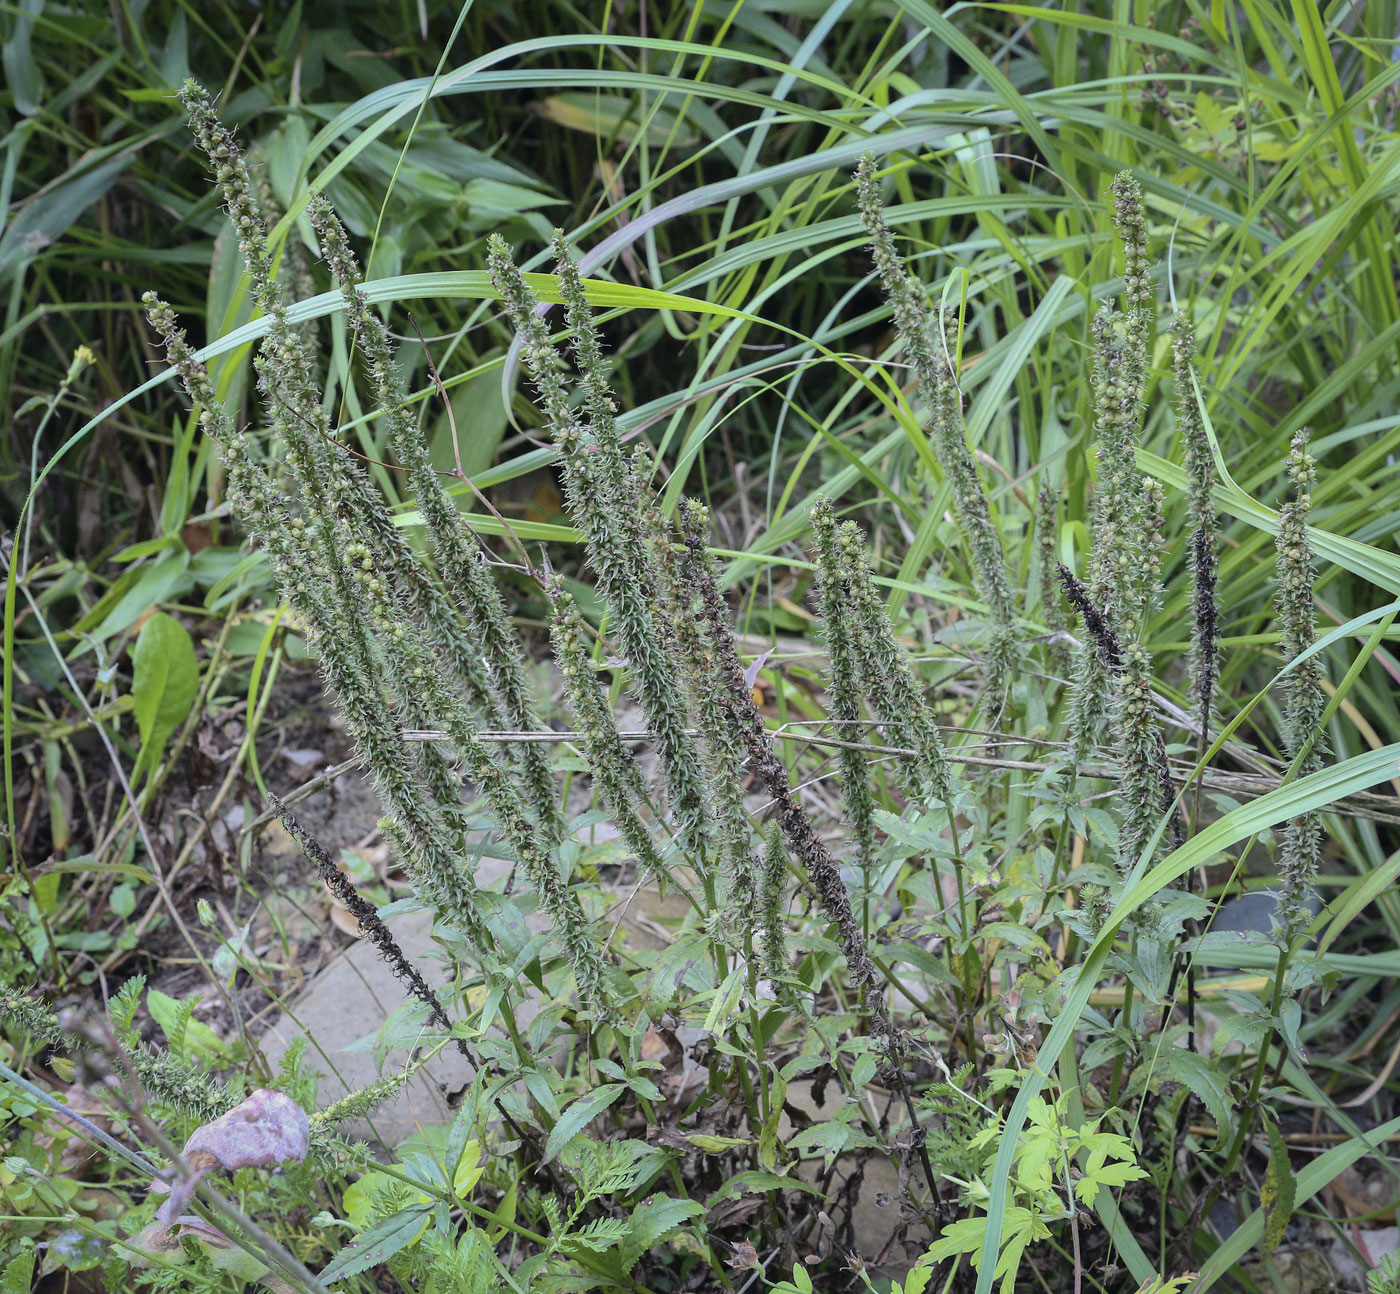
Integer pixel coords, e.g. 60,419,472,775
146,290,479,953
675,500,897,1054
551,232,633,510
758,824,791,986
825,511,954,807
1110,170,1154,369
637,486,756,916
487,235,710,867
1173,314,1219,746
309,195,561,840
0,986,66,1050
310,1068,421,1130
1035,481,1068,643
125,1045,234,1126
1275,430,1326,939
1071,176,1161,773
854,154,1016,702
1113,641,1181,869
547,581,671,884
810,501,878,867
344,543,612,1016
1125,474,1167,637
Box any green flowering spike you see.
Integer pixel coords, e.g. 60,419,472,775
485,236,580,448
675,500,899,1058
1172,314,1220,744
145,292,390,748
650,495,757,918
636,484,757,909
822,511,953,807
547,580,671,884
145,295,467,861
1275,430,1325,939
179,81,284,322
1068,642,1113,773
190,454,475,939
310,1066,422,1130
0,986,66,1050
310,197,561,840
1113,641,1178,872
810,501,877,867
853,155,1016,701
179,85,399,694
344,544,611,1016
1071,285,1161,768
1110,170,1154,379
1085,306,1144,622
1128,474,1167,636
1035,481,1068,644
551,232,635,509
125,1043,234,1125
759,824,791,986
487,236,710,867
149,191,480,958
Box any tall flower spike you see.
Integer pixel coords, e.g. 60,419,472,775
146,292,477,919
1035,481,1068,645
551,231,635,514
1126,475,1167,636
178,86,424,759
309,195,561,840
1071,230,1158,765
183,87,488,863
1113,640,1175,873
1084,305,1144,627
759,824,791,986
1110,170,1154,385
487,235,711,866
638,483,755,916
1173,313,1220,745
810,500,878,867
1062,559,1118,776
674,500,896,1053
1274,430,1325,939
854,155,1016,702
343,542,612,1016
828,513,953,807
547,579,672,885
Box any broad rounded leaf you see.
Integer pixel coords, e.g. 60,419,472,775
130,612,198,778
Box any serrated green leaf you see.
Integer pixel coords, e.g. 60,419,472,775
618,1195,704,1274
319,1205,432,1283
1163,1050,1233,1143
1,1250,36,1294
543,1083,625,1164
559,1216,629,1255
1260,1116,1296,1258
